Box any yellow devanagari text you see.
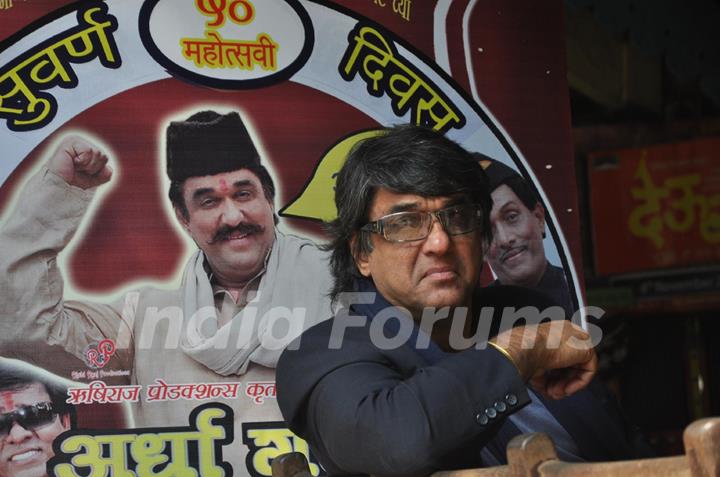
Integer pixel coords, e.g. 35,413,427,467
628,157,720,248
50,404,233,477
339,24,464,133
242,424,321,477
0,3,120,131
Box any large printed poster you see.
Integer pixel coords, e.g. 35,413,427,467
0,1,582,476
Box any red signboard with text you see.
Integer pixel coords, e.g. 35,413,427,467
588,137,720,276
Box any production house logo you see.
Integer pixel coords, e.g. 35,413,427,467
83,338,116,369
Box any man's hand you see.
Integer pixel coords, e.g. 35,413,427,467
492,321,597,400
47,136,113,189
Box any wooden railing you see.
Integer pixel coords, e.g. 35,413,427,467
271,417,720,477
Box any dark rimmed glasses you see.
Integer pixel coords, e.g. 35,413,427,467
361,204,483,243
0,402,57,436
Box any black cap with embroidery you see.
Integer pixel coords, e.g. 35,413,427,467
166,111,261,182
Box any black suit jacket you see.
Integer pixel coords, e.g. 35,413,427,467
277,284,652,477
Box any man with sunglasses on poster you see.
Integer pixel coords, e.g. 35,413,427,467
0,111,334,475
277,125,651,476
0,362,75,477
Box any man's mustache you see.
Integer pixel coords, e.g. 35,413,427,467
498,245,528,263
206,222,264,245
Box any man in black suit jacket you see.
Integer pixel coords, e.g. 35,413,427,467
277,125,651,476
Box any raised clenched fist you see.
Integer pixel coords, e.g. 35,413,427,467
47,136,113,190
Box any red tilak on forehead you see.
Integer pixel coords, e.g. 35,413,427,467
219,178,229,193
1,391,15,412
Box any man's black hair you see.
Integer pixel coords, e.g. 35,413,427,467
483,159,540,211
325,124,493,300
500,175,540,211
0,365,77,429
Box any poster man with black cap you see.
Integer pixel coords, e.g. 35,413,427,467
482,160,574,316
0,110,334,474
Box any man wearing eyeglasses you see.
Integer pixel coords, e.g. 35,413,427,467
0,363,74,477
276,125,651,476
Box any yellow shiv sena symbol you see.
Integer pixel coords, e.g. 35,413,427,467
242,422,324,477
280,130,384,221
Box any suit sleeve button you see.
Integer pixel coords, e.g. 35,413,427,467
485,407,497,419
494,401,507,413
505,393,518,406
476,413,489,425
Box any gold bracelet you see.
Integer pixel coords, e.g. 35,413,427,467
488,341,518,370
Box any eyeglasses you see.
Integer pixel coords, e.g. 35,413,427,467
362,204,483,243
0,402,57,437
